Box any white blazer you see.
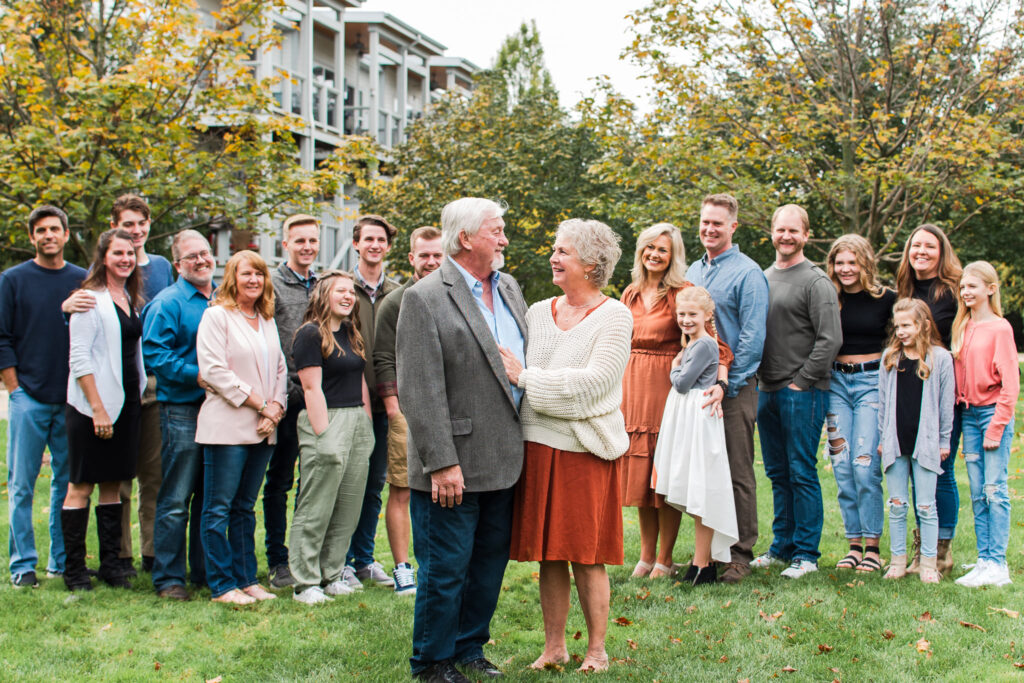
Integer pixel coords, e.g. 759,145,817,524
67,289,146,420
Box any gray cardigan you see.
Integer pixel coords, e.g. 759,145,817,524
877,346,954,474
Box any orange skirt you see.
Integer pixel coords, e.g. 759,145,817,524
511,441,624,565
619,432,664,509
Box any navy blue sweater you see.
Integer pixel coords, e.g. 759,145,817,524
0,260,87,404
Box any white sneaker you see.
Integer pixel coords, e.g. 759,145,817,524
324,579,355,596
393,562,417,596
750,552,786,569
781,560,818,579
341,565,364,591
978,562,1012,587
293,586,333,604
355,560,396,587
955,559,991,587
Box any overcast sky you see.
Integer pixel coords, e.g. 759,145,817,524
356,0,651,108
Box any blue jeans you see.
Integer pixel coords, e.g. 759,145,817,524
961,404,1013,564
263,400,301,568
152,404,206,591
410,487,514,674
885,455,938,558
757,386,826,563
6,388,69,576
346,411,387,569
827,370,884,539
201,442,274,598
913,404,961,540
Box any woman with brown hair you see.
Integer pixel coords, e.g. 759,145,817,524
61,228,148,591
895,224,963,575
618,223,731,579
196,250,287,605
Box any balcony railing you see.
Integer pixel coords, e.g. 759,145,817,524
313,82,340,132
271,66,305,117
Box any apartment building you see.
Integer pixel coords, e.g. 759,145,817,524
196,0,478,269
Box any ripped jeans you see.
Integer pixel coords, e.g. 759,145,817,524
961,404,1013,565
827,370,884,539
885,455,938,558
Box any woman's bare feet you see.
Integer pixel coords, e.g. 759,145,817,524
211,588,255,605
529,650,570,670
630,560,653,578
578,652,609,673
242,584,277,600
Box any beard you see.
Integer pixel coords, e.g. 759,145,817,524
491,252,505,271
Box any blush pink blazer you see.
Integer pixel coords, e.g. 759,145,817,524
195,305,288,445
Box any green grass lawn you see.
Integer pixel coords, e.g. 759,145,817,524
2,401,1024,682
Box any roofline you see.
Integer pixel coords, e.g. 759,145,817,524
344,11,447,54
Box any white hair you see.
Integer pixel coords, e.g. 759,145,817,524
440,198,507,256
171,229,211,261
556,219,622,289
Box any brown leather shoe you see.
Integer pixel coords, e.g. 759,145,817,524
906,529,921,574
157,584,191,601
936,538,954,576
719,561,751,584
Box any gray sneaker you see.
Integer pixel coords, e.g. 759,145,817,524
342,565,364,591
355,560,395,587
269,564,296,588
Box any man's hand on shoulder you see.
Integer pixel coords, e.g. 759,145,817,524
62,289,96,314
431,464,464,508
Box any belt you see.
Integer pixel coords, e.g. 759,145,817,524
832,359,880,374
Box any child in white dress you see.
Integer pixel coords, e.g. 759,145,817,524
652,287,738,586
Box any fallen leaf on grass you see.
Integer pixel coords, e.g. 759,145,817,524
1014,662,1024,669
844,580,864,588
916,638,931,654
718,655,728,663
721,600,732,609
686,605,698,614
883,630,895,640
100,623,112,632
573,631,582,640
759,610,784,622
613,617,633,626
988,607,1020,619
206,678,222,683
781,665,797,672
818,644,834,653
571,653,583,664
627,639,638,650
959,621,986,632
917,611,934,622
543,662,564,672
669,636,682,644
154,662,161,671
664,595,675,603
830,668,840,673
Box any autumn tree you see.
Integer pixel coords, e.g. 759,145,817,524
353,22,627,302
0,0,329,264
586,0,1024,262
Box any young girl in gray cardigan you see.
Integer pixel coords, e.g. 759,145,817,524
877,299,954,584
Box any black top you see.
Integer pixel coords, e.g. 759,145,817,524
292,323,365,409
913,278,956,348
838,288,897,355
896,357,924,456
117,303,142,403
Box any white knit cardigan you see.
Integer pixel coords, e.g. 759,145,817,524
517,297,633,460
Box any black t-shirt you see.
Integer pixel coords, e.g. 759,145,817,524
913,278,956,348
838,288,897,355
117,304,142,403
292,323,365,409
896,357,924,456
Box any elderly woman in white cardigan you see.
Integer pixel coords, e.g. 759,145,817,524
499,219,632,673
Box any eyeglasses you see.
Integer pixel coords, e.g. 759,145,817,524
177,250,212,264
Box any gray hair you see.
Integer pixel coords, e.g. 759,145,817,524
440,197,506,256
171,229,211,261
556,219,622,289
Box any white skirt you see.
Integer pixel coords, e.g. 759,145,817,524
651,387,739,563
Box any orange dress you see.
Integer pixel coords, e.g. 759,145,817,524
619,285,733,508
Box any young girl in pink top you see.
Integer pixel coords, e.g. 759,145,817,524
951,261,1020,588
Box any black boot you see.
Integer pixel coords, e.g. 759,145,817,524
95,503,131,588
61,506,93,591
692,565,717,586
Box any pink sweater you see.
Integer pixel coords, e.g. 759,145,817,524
953,317,1020,442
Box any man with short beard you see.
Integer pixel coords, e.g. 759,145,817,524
143,230,216,600
0,205,87,587
373,226,444,596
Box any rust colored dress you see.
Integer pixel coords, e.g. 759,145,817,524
511,300,624,565
619,285,733,508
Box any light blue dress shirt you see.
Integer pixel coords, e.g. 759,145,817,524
448,257,526,408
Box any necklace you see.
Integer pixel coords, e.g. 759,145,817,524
240,308,258,320
563,294,605,310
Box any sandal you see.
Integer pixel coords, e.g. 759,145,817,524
649,563,676,579
836,544,863,570
631,560,653,578
856,546,882,573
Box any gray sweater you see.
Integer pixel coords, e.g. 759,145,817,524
759,260,841,392
877,347,954,474
670,335,719,393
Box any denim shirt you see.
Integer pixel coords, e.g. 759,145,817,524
141,277,212,404
686,245,769,397
448,257,526,408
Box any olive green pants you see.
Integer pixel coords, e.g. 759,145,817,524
288,407,374,592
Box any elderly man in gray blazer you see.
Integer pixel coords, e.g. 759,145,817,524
397,197,527,683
